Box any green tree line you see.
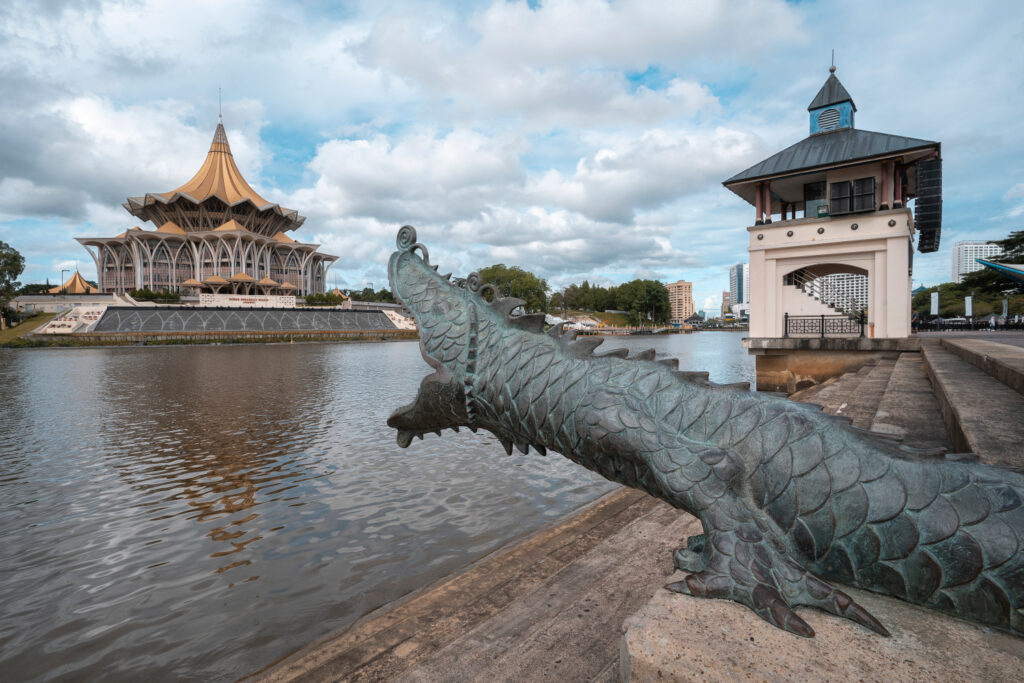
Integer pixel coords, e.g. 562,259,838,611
475,264,673,325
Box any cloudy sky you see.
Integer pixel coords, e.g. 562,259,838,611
1,0,1022,312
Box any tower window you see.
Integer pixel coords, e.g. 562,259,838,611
830,177,876,215
830,181,852,215
853,177,875,212
817,108,840,130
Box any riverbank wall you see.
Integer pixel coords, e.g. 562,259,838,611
7,328,417,348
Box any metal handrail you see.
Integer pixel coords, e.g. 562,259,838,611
783,268,865,316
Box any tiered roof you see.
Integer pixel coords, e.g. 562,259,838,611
123,123,305,235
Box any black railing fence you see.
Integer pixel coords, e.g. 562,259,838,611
783,312,866,338
918,318,1024,332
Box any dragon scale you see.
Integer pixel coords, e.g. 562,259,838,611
387,226,1024,638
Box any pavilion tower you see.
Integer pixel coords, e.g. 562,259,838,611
723,66,942,391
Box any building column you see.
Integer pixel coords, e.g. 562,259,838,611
755,182,763,225
893,164,903,208
880,161,889,211
763,181,772,224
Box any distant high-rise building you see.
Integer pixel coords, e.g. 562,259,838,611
721,290,732,317
817,273,869,311
667,280,694,325
729,263,749,305
952,241,1001,283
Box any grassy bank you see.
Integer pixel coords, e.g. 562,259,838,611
0,313,55,345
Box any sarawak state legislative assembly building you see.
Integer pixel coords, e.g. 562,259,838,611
77,123,336,296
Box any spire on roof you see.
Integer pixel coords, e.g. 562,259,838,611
808,65,856,112
210,122,230,151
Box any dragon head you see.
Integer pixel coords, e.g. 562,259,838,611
387,226,494,446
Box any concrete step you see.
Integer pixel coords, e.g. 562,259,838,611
870,353,952,451
921,342,1024,468
940,338,1024,395
802,361,877,417
841,357,897,430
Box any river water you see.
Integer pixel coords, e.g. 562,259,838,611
0,332,752,681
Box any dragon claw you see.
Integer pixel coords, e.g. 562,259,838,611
668,513,890,638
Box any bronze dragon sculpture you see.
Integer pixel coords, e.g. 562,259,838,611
386,226,1024,638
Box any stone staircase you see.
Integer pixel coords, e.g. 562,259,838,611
790,337,1024,466
921,338,1024,468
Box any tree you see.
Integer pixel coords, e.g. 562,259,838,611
0,241,26,329
477,264,549,312
614,279,671,325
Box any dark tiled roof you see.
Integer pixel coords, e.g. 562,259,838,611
808,74,855,111
724,128,938,185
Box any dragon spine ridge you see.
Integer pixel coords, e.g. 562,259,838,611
387,225,1024,638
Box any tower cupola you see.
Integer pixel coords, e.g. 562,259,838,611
808,65,856,134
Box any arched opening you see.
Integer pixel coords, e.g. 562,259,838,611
780,263,869,337
152,243,172,291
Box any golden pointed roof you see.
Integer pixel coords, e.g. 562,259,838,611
49,271,99,294
181,278,204,287
156,221,186,234
258,276,279,286
203,275,229,285
273,231,295,243
279,282,297,290
229,272,256,282
156,124,271,206
213,219,248,232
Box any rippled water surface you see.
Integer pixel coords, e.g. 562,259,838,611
0,333,751,681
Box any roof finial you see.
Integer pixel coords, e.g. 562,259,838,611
218,87,222,123
830,49,836,73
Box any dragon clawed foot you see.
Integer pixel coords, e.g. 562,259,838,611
666,526,889,639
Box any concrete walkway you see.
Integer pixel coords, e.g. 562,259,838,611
249,488,698,682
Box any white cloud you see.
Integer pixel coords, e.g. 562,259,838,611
527,127,765,222
290,129,525,224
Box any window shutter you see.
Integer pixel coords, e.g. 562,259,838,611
830,181,852,215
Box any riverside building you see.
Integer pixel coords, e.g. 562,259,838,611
725,65,941,391
667,280,695,326
76,122,337,296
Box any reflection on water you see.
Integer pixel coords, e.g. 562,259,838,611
0,332,751,680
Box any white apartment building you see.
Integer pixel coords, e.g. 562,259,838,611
729,263,750,305
817,273,869,311
952,240,1002,283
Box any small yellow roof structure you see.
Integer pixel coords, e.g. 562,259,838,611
279,282,297,290
328,287,350,299
272,231,295,243
49,271,99,294
203,275,229,285
156,221,186,234
257,276,279,286
181,278,204,288
228,272,256,282
213,219,247,232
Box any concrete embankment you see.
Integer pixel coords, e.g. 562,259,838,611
248,488,698,682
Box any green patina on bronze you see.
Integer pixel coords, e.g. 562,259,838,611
387,226,1024,639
